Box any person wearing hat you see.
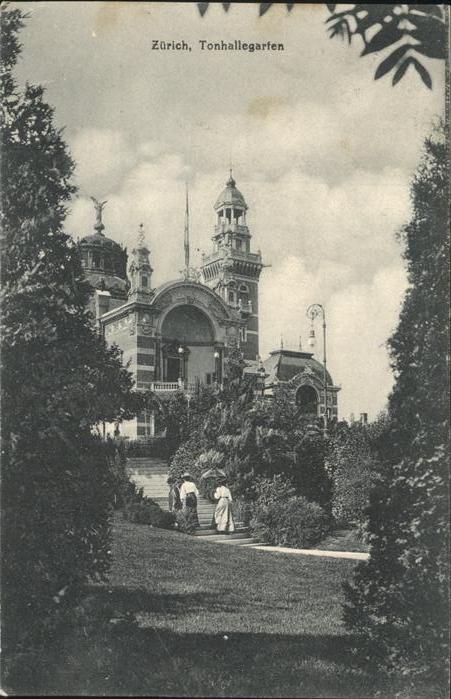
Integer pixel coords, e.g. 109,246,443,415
179,473,199,527
167,475,182,514
213,477,235,534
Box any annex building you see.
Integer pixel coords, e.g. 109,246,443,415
78,174,340,438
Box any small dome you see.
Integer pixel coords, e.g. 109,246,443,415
214,174,248,211
79,231,123,250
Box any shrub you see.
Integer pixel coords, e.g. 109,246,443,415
250,496,330,549
124,498,175,529
332,455,380,527
168,432,206,483
252,474,296,507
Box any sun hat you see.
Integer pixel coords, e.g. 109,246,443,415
182,472,192,479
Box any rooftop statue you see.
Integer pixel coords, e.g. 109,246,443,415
90,196,108,230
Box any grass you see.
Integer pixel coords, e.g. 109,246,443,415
36,516,441,697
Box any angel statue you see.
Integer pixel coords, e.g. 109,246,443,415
90,196,108,229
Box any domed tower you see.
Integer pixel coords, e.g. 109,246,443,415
78,198,128,319
201,172,264,362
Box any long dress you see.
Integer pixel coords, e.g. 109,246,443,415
180,481,199,527
214,485,235,533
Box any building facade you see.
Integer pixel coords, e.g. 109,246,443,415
78,175,339,437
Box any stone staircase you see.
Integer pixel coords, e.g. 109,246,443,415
126,456,255,546
127,456,169,510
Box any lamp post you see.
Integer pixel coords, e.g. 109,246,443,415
178,345,184,388
214,350,221,385
307,303,328,436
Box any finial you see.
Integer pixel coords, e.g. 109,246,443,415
90,196,108,234
280,334,284,350
227,156,235,187
299,335,302,351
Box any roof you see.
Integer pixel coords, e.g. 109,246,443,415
79,231,123,250
214,175,248,211
263,349,334,387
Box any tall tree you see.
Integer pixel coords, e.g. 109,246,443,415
0,6,140,689
343,125,449,680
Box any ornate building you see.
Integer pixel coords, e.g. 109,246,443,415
262,348,340,421
78,175,339,437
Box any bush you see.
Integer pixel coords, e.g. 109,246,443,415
332,455,380,527
252,474,296,507
124,498,175,529
168,432,206,483
250,496,330,549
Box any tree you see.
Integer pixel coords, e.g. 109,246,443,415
343,125,449,680
0,5,140,689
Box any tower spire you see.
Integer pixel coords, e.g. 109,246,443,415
184,182,190,273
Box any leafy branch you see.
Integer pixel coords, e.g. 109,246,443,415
326,4,445,88
196,3,445,88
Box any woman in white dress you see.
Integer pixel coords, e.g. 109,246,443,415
214,478,235,534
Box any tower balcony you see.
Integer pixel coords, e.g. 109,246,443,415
202,248,262,266
214,222,249,236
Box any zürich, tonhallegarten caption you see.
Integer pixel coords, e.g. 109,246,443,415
150,40,285,52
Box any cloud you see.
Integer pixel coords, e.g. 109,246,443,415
71,128,138,192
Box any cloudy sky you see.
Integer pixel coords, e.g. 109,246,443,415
15,2,444,419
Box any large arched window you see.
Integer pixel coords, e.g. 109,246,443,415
295,385,318,415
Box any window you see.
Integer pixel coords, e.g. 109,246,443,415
206,373,212,385
141,275,148,288
239,283,248,293
236,239,242,250
228,290,236,303
240,327,247,343
92,252,101,269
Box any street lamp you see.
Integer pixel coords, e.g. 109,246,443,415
178,345,184,387
306,303,328,436
214,350,220,385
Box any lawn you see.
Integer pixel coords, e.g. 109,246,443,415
38,516,435,697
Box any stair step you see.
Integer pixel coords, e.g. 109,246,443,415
195,531,251,542
194,528,248,537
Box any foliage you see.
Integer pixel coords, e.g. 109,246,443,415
343,126,450,679
251,474,296,507
326,4,445,88
250,495,330,549
326,421,382,526
157,384,220,456
124,498,175,529
0,5,140,690
168,431,208,482
195,3,445,88
104,438,137,510
197,2,295,17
